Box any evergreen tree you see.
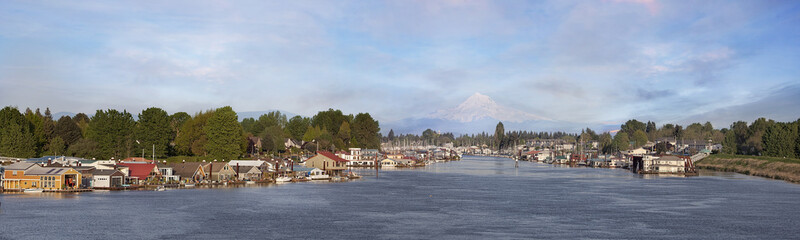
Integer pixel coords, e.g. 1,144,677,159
337,121,351,149
73,113,90,137
55,116,82,147
204,106,245,160
352,113,381,149
48,136,66,156
763,122,797,158
86,109,136,159
0,107,36,158
135,107,173,159
495,122,505,150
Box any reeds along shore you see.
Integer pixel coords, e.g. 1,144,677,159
695,157,800,183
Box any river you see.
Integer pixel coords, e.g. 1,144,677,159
1,156,799,239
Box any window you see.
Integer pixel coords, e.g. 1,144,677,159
13,171,17,176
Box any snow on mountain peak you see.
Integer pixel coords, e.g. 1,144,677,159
432,92,548,123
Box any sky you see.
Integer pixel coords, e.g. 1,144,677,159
1,0,799,131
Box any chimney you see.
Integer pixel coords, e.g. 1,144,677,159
48,159,52,166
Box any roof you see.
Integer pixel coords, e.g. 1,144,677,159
26,166,73,175
92,169,124,176
227,160,266,167
282,166,316,172
316,151,349,163
657,155,685,161
234,165,259,174
203,162,230,173
118,163,158,179
5,162,37,170
121,157,154,163
168,162,205,178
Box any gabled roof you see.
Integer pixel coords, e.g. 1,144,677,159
26,166,74,176
203,162,231,173
118,163,158,179
5,162,37,170
316,151,349,163
92,169,124,176
168,162,205,178
234,165,260,174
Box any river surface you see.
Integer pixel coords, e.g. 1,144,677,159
1,156,799,239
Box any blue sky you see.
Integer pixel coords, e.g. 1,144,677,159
1,0,799,130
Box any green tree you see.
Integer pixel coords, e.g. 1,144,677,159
286,116,310,140
73,113,90,137
55,116,82,147
599,132,613,154
169,112,190,136
311,109,352,137
204,106,245,160
302,125,320,143
135,107,173,159
24,109,47,156
388,129,396,141
632,130,649,149
612,132,630,152
0,106,36,158
260,125,285,153
86,109,136,159
722,130,737,154
67,138,98,158
337,121,351,149
175,110,213,156
495,122,505,150
48,136,66,156
621,119,646,139
762,122,797,158
352,113,381,149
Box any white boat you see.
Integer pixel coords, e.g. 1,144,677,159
184,184,195,188
23,188,44,193
275,176,292,182
245,181,256,184
309,174,330,180
155,186,166,191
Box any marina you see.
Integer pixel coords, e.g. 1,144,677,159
2,156,800,239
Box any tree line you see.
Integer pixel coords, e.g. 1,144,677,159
0,106,381,161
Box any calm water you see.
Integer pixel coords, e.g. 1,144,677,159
2,156,800,239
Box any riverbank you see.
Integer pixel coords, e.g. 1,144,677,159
695,154,800,183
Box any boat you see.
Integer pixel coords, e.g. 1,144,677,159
184,183,195,188
155,186,166,191
275,176,292,182
330,176,344,182
245,181,256,184
309,174,330,180
23,188,44,193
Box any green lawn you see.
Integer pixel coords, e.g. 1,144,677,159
706,153,800,164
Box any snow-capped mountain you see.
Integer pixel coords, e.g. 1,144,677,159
431,92,548,123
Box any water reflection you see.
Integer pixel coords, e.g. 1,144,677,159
0,156,799,239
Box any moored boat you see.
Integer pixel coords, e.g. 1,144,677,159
24,188,44,193
276,176,292,182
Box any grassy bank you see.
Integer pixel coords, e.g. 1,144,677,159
696,154,800,183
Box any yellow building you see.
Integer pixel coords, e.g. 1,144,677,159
2,162,82,191
304,151,350,175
